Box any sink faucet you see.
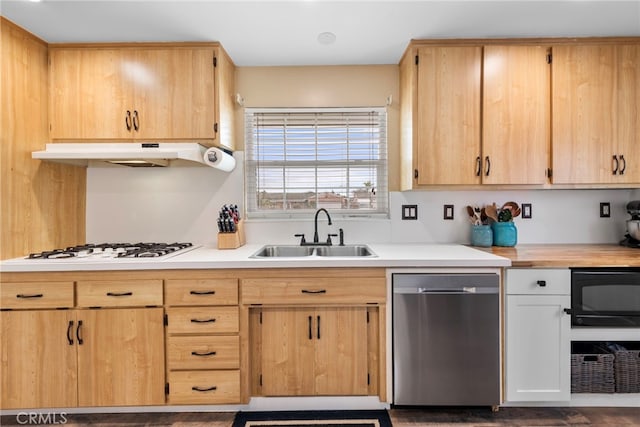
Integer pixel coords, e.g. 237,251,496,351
313,208,332,244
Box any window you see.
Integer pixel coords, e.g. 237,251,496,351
245,108,388,219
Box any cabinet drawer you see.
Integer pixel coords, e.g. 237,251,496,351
165,279,238,306
506,269,570,295
166,307,239,334
167,335,239,370
167,370,240,404
1,282,74,309
76,280,163,307
241,277,386,305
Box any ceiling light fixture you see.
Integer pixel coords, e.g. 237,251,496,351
317,32,336,45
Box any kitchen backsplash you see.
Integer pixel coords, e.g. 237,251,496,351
86,152,637,246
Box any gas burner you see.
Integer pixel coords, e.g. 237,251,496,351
27,242,195,260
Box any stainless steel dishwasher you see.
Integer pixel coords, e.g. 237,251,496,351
392,272,500,406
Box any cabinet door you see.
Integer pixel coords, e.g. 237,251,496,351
617,44,640,183
133,48,216,140
483,46,550,184
313,307,368,396
415,46,482,185
76,307,165,406
552,45,617,184
0,310,77,409
506,294,571,402
49,48,133,140
260,308,315,396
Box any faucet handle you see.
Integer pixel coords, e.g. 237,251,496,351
294,234,306,245
326,234,338,245
339,228,344,246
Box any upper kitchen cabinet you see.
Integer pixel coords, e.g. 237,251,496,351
400,42,550,189
552,42,640,185
48,43,236,149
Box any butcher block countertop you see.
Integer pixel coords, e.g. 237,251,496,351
485,244,640,268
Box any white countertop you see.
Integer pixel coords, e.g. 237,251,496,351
0,243,510,272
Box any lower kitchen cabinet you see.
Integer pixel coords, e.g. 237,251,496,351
1,310,78,409
242,268,387,399
76,308,165,406
505,269,571,402
259,307,369,396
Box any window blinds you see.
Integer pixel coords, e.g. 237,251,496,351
245,108,388,218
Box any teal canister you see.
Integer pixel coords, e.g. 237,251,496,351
492,221,517,247
470,224,493,247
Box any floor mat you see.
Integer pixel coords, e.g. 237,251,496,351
232,410,392,427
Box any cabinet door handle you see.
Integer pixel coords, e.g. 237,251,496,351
76,320,84,345
190,318,216,323
619,155,626,175
484,156,491,176
132,110,139,131
16,293,43,299
536,280,546,287
563,308,572,315
301,289,326,294
317,315,321,340
191,386,217,392
191,351,216,357
190,290,216,295
308,316,312,340
125,110,132,131
106,291,133,297
475,156,481,177
613,155,619,175
67,320,74,345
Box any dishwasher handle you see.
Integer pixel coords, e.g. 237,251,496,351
418,287,479,294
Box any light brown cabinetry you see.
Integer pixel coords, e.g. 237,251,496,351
552,43,640,184
0,274,165,409
49,43,235,148
164,278,241,405
401,42,550,188
241,269,386,399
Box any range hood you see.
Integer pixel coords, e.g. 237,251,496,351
32,143,210,167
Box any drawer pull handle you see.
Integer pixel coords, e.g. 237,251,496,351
301,289,327,294
190,290,216,295
536,280,546,287
191,351,217,357
106,292,133,297
308,316,312,340
192,386,217,392
191,318,216,323
76,320,84,345
67,320,74,345
16,293,43,299
563,308,572,315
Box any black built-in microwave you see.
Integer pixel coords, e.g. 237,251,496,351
571,268,640,327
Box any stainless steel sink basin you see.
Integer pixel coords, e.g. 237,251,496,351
250,245,315,258
314,245,376,257
250,244,376,258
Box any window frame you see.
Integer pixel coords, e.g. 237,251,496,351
244,107,389,220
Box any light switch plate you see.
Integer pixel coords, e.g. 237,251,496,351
443,204,454,220
402,204,418,220
600,202,611,218
522,203,532,219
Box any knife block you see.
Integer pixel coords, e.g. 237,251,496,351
217,220,246,249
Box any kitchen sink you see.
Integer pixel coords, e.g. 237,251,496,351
250,244,376,258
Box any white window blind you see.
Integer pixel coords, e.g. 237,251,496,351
245,108,388,219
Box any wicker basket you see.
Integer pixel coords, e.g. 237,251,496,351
612,349,640,393
571,353,615,393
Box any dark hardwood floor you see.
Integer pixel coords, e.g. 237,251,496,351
2,407,639,426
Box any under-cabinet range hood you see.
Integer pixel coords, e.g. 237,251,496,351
32,143,210,167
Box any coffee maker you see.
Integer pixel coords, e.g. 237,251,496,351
620,200,640,248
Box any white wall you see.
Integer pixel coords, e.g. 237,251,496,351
86,154,637,246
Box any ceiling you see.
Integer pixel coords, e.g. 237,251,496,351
2,0,639,66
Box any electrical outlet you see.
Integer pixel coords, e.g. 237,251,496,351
600,202,611,218
402,205,418,220
443,204,454,220
522,203,532,219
